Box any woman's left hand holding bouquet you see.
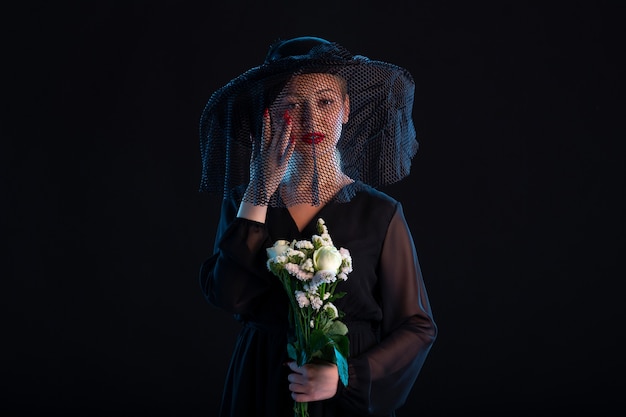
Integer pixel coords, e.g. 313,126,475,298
287,361,339,402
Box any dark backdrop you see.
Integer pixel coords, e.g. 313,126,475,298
3,1,624,416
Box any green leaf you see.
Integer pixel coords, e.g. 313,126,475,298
287,343,298,361
330,334,350,359
327,320,348,336
311,350,323,359
309,329,329,354
299,349,309,366
334,346,349,387
331,291,347,301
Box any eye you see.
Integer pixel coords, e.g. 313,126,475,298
320,98,334,106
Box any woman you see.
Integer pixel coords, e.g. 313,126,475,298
199,36,437,417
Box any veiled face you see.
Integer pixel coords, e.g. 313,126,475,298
271,73,350,152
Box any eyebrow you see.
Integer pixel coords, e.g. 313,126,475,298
285,88,340,98
315,88,338,95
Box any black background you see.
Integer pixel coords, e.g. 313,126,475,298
3,1,625,416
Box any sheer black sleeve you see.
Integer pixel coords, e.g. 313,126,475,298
199,197,272,315
337,202,437,415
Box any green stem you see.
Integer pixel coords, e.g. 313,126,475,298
294,400,309,417
298,305,309,365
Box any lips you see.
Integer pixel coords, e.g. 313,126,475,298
301,132,325,145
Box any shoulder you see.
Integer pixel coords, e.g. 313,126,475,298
351,182,400,211
336,182,401,231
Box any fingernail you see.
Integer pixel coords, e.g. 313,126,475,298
283,110,291,124
289,135,295,144
263,108,269,118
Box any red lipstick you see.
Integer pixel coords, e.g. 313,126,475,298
301,132,325,145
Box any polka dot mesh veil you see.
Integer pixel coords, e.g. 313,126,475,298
199,36,418,207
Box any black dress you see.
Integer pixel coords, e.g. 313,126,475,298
200,183,437,417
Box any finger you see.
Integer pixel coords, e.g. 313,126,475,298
279,132,295,165
290,386,309,400
288,376,310,399
261,108,271,151
287,361,303,373
250,134,258,160
292,392,314,403
270,110,292,154
287,373,302,384
277,113,294,164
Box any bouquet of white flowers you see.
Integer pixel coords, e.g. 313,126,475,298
266,218,352,417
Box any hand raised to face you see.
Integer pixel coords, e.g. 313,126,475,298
245,107,295,204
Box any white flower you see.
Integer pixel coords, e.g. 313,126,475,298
310,274,323,289
304,281,319,294
295,240,314,250
337,272,348,281
286,248,305,257
323,292,331,300
314,270,337,284
285,263,313,281
339,248,353,273
301,258,314,273
317,218,328,234
313,245,343,272
323,302,339,319
295,291,310,308
266,254,288,271
310,320,315,328
266,240,292,259
286,248,306,264
309,295,323,311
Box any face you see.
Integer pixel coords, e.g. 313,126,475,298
270,73,350,151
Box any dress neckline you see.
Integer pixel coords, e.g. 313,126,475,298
285,204,327,234
282,180,358,233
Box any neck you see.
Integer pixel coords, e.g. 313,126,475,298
280,165,353,206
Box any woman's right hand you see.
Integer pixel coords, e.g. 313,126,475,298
245,108,295,204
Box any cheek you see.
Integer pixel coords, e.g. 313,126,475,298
331,114,345,134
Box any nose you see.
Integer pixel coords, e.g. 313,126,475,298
299,102,316,132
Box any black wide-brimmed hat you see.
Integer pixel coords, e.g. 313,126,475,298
199,36,418,206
